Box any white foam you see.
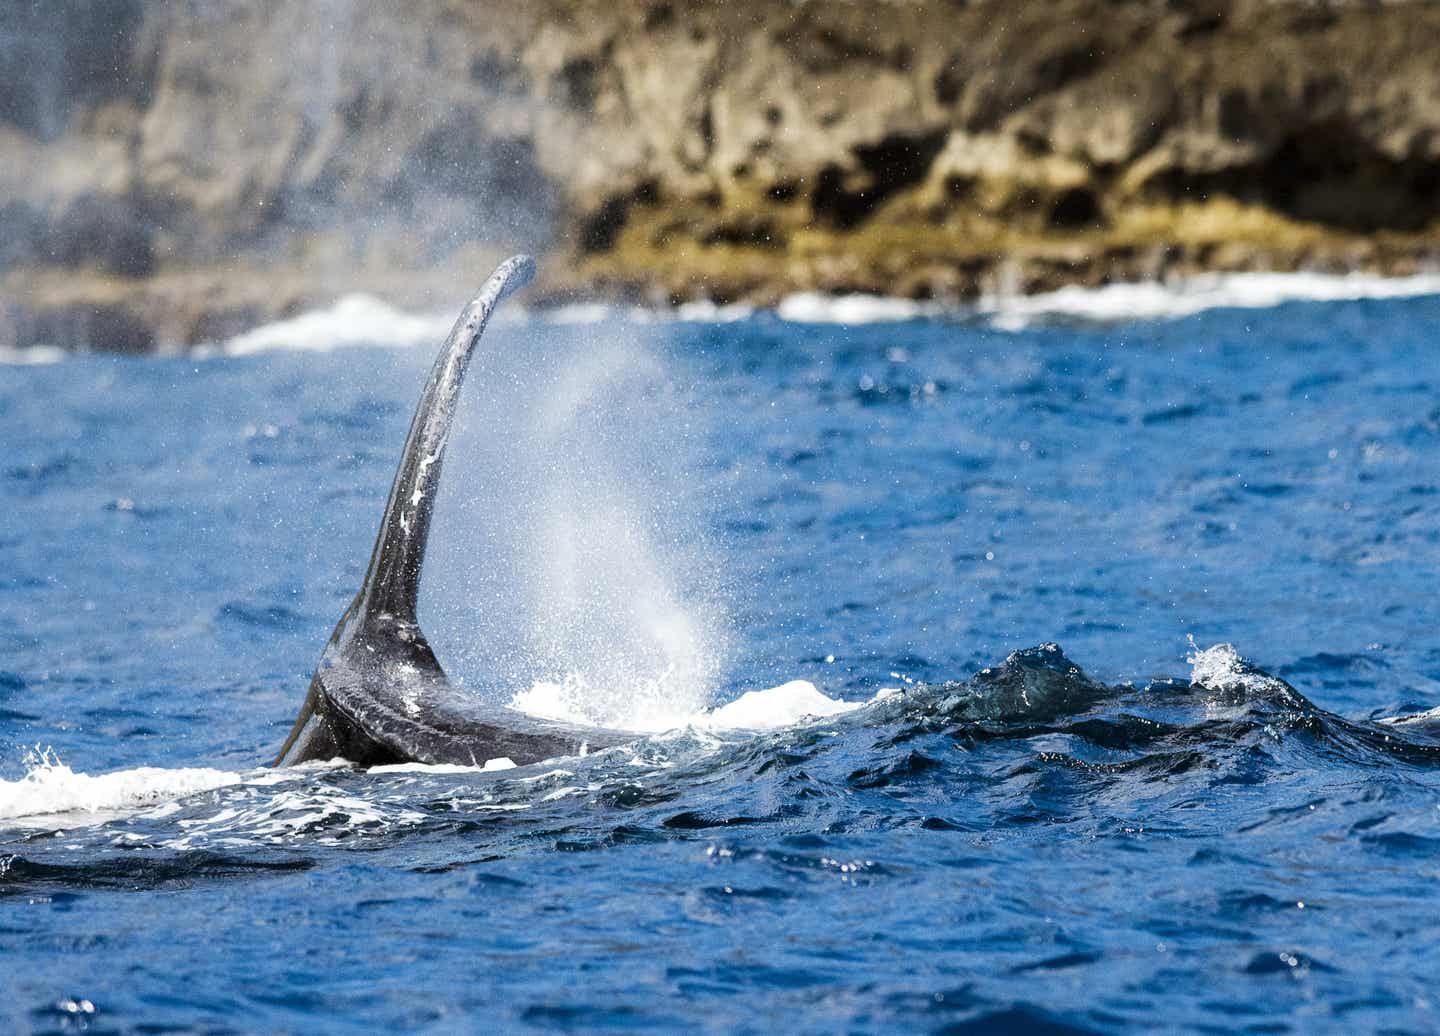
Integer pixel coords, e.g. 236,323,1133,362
772,271,1440,329
169,784,425,848
0,345,66,365
222,293,456,355
1382,705,1440,726
540,301,621,325
533,300,755,325
776,292,944,324
510,674,696,733
213,294,693,356
0,754,243,823
1186,641,1252,690
511,675,881,735
7,270,1440,363
981,271,1440,330
1185,640,1291,700
11,270,1422,362
673,299,755,323
0,675,885,843
697,679,868,731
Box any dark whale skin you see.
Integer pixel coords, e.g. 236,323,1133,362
274,256,631,768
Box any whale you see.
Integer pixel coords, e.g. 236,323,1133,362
274,256,632,768
273,256,1440,771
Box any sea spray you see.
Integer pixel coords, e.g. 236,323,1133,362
0,747,243,823
421,320,731,730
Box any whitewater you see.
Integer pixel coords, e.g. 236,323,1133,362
5,269,1440,362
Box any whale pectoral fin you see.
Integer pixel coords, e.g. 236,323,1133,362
275,257,535,768
275,256,637,770
355,255,535,626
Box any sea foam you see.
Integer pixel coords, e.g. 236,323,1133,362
221,294,456,355
178,269,1440,359
0,678,876,833
509,676,876,734
10,271,1440,362
0,753,243,823
979,271,1440,330
0,345,67,365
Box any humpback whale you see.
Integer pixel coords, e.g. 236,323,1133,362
274,256,631,768
275,257,1440,773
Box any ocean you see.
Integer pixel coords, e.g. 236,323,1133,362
2,275,1439,1033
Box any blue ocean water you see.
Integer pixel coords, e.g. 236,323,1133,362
2,292,1439,1033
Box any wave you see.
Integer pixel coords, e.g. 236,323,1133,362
11,272,1440,361
210,271,1440,355
672,298,756,323
772,271,1440,327
208,293,755,358
509,675,880,733
4,644,1437,848
216,294,458,355
0,678,873,828
977,270,1440,330
774,293,946,324
0,751,243,824
0,345,66,366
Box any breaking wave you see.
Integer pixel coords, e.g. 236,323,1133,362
0,676,872,828
4,644,1437,851
0,345,66,366
218,295,457,355
977,270,1440,330
0,749,244,826
94,269,1436,359
7,270,1440,361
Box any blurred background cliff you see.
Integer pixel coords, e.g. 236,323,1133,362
3,0,1440,351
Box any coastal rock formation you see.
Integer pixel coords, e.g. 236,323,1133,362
3,0,1440,349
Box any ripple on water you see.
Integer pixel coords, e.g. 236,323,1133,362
2,295,1440,1030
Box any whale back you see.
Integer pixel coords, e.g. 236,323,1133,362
274,257,628,768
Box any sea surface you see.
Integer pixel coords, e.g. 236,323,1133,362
2,279,1439,1033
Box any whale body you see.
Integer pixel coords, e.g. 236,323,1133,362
273,257,1440,771
274,256,631,768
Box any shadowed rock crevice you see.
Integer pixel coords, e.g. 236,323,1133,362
577,180,665,254
1048,187,1104,230
579,195,630,253
1145,117,1440,233
1259,122,1440,232
811,131,948,230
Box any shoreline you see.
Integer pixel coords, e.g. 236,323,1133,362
6,233,1440,355
6,266,1440,362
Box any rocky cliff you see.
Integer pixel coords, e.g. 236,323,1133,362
4,0,1440,350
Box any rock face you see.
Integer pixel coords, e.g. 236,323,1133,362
3,0,1440,349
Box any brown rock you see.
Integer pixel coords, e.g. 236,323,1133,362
3,0,1440,349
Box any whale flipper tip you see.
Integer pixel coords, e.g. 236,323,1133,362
491,254,536,304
